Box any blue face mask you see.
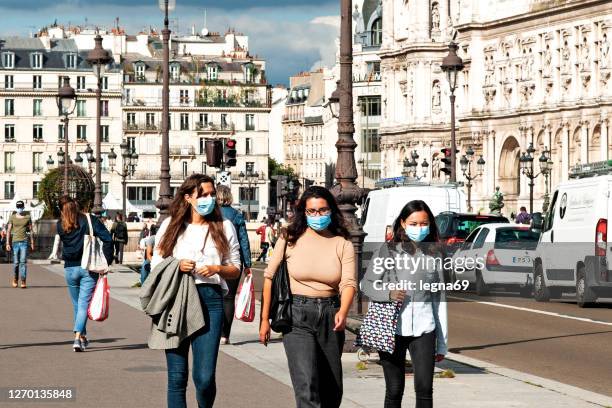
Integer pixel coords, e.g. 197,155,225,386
16,208,24,214
405,225,430,242
307,214,332,231
194,196,215,216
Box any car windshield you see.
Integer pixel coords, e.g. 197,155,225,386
494,228,540,250
437,214,509,239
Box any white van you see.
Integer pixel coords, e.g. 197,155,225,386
532,161,612,307
361,182,467,243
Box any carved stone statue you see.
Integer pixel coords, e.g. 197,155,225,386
489,186,505,215
561,41,571,73
432,82,441,109
432,3,440,30
543,44,552,76
581,36,590,71
601,33,609,68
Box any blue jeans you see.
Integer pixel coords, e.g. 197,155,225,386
140,259,151,285
165,284,224,408
64,266,98,335
12,241,28,280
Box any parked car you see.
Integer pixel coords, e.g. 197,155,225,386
452,223,540,296
435,212,509,254
532,161,612,307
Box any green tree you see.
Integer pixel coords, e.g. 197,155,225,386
268,157,296,178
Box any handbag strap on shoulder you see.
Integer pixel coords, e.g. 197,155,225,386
85,213,94,238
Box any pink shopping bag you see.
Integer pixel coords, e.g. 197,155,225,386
88,275,110,321
234,274,255,322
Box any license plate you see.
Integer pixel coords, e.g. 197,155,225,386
512,256,531,264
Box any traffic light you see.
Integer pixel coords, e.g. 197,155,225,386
205,140,222,167
440,148,452,175
224,138,237,167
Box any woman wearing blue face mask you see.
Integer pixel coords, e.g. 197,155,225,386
146,174,241,408
360,200,447,408
260,186,356,408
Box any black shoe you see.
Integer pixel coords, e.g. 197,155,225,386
73,339,83,352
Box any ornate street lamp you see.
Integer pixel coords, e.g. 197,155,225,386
155,0,177,223
56,76,77,195
520,143,552,214
87,32,113,215
460,146,485,212
440,42,464,183
46,155,55,170
110,142,139,216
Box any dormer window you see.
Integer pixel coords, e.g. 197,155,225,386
2,52,14,69
31,53,43,69
134,62,146,80
207,65,218,81
66,53,77,69
244,64,255,83
170,63,180,81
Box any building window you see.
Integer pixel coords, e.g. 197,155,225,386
126,112,136,126
221,113,228,129
101,125,109,143
198,113,209,128
101,182,109,195
101,100,109,117
33,99,42,116
100,153,109,172
33,75,42,90
102,76,108,90
2,52,14,69
239,187,258,202
76,76,86,90
4,75,13,89
33,152,43,172
180,89,189,104
245,138,252,155
135,64,145,80
244,64,254,83
5,124,15,142
33,181,41,198
370,18,382,46
361,129,380,153
171,64,180,81
182,161,188,178
58,124,65,141
127,137,136,152
145,112,156,129
77,125,87,141
66,53,77,69
207,65,218,81
76,100,86,117
245,162,255,174
32,53,42,69
367,61,381,77
5,99,14,116
4,181,15,199
127,186,156,204
359,96,382,117
33,124,43,142
4,152,15,173
246,114,255,131
180,113,189,130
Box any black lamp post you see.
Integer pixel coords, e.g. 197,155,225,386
402,150,429,180
155,0,176,223
87,32,113,215
109,141,139,216
440,42,464,183
519,143,552,214
459,146,485,212
56,76,77,195
239,170,260,222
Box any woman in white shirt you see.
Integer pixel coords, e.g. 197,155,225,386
361,200,447,408
152,174,240,408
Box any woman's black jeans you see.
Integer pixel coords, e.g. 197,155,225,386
282,295,344,408
379,332,436,408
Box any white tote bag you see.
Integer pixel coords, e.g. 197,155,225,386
234,274,255,322
81,214,109,273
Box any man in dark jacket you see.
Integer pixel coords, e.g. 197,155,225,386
110,213,128,264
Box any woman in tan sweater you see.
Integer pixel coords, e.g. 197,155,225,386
260,186,356,408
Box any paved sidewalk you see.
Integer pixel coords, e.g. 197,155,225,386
18,262,612,408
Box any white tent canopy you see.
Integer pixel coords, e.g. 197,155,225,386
102,192,138,214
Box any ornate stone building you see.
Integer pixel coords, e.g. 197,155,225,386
379,0,611,213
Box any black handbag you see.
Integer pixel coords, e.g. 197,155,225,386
269,241,292,333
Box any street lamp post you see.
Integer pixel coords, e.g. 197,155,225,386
87,32,112,215
441,42,464,183
519,143,552,214
402,150,429,180
239,170,260,222
56,77,77,195
325,0,367,314
155,0,176,223
109,141,139,216
459,146,485,212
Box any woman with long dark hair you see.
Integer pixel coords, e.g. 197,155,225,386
57,195,113,352
361,200,448,408
259,186,356,408
150,174,240,408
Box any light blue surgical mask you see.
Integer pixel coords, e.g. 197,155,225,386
307,214,332,231
194,196,216,216
405,225,430,242
16,208,24,214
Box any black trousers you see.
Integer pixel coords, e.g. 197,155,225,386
256,242,269,262
283,295,344,408
221,269,242,339
379,332,436,408
113,241,124,264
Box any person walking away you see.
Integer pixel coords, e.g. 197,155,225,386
111,213,128,264
140,224,157,285
57,196,113,351
216,185,252,345
361,200,448,408
6,201,34,288
259,186,356,408
144,174,240,408
255,219,269,262
515,206,531,224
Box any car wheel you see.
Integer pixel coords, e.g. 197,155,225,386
533,264,550,302
576,266,596,308
475,270,489,296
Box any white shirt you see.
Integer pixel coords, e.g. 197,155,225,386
152,218,241,295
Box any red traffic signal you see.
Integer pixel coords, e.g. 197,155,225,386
440,147,452,175
225,138,237,167
226,139,236,149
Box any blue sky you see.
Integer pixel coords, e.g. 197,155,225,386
0,0,340,85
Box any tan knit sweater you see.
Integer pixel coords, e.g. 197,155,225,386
264,228,356,297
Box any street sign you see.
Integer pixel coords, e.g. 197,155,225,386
217,171,231,186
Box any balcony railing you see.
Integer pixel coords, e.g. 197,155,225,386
123,96,268,108
123,122,161,131
169,146,196,156
4,138,16,143
4,167,15,173
353,71,382,83
32,166,44,173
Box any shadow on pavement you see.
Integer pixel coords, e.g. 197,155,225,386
230,338,283,346
0,337,126,350
85,343,149,352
